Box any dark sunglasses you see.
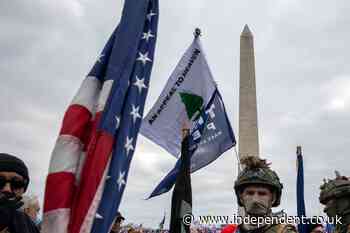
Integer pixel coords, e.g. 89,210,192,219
0,176,26,190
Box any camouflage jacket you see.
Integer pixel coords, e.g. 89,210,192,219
334,224,350,233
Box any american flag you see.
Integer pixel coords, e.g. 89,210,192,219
42,0,159,233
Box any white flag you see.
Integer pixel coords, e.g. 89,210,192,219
140,37,216,157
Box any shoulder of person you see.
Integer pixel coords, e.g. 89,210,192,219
11,211,40,233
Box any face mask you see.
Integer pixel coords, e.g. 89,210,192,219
244,197,271,216
324,204,337,218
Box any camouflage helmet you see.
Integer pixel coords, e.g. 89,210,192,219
234,156,283,207
319,171,350,205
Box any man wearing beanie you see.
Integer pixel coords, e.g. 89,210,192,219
0,153,39,233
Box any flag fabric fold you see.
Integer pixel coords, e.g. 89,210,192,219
159,212,166,230
148,89,235,199
169,131,192,233
42,1,159,233
42,27,118,233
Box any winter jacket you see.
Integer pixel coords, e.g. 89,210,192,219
0,206,40,233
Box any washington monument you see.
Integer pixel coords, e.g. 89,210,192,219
239,24,260,159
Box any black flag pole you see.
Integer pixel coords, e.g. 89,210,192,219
169,126,192,233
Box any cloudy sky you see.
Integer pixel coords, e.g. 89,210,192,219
1,0,350,228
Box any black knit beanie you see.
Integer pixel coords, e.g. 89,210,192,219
0,153,29,191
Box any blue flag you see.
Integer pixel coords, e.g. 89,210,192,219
148,89,236,198
325,223,335,233
297,146,307,233
89,0,159,232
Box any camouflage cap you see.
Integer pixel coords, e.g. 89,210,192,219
319,171,350,205
234,156,283,207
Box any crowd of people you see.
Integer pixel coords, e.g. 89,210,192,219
0,152,349,233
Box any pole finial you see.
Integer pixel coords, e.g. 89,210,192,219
194,28,202,38
296,146,302,156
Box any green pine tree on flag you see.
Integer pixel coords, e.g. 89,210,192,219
179,92,204,122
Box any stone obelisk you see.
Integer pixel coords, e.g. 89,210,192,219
239,24,260,159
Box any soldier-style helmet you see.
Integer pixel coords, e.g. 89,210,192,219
234,156,283,207
319,171,350,205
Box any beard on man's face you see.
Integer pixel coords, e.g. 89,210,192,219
0,190,17,201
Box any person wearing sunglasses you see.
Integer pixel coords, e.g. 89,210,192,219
0,153,39,233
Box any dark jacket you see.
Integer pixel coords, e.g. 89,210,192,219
0,207,40,233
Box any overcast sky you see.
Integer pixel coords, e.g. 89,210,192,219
1,0,350,228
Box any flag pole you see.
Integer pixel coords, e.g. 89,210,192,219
182,120,191,139
297,146,302,156
169,122,192,233
234,147,242,173
296,145,301,171
296,145,307,233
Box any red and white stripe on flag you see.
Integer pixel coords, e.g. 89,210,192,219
42,76,113,233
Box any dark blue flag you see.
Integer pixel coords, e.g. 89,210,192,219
325,223,334,233
297,146,308,233
148,89,236,198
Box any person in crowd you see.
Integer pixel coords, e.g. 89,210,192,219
306,222,324,233
0,153,39,233
319,171,350,233
233,156,297,233
111,211,126,233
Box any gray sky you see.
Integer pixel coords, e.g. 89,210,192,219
1,0,349,228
